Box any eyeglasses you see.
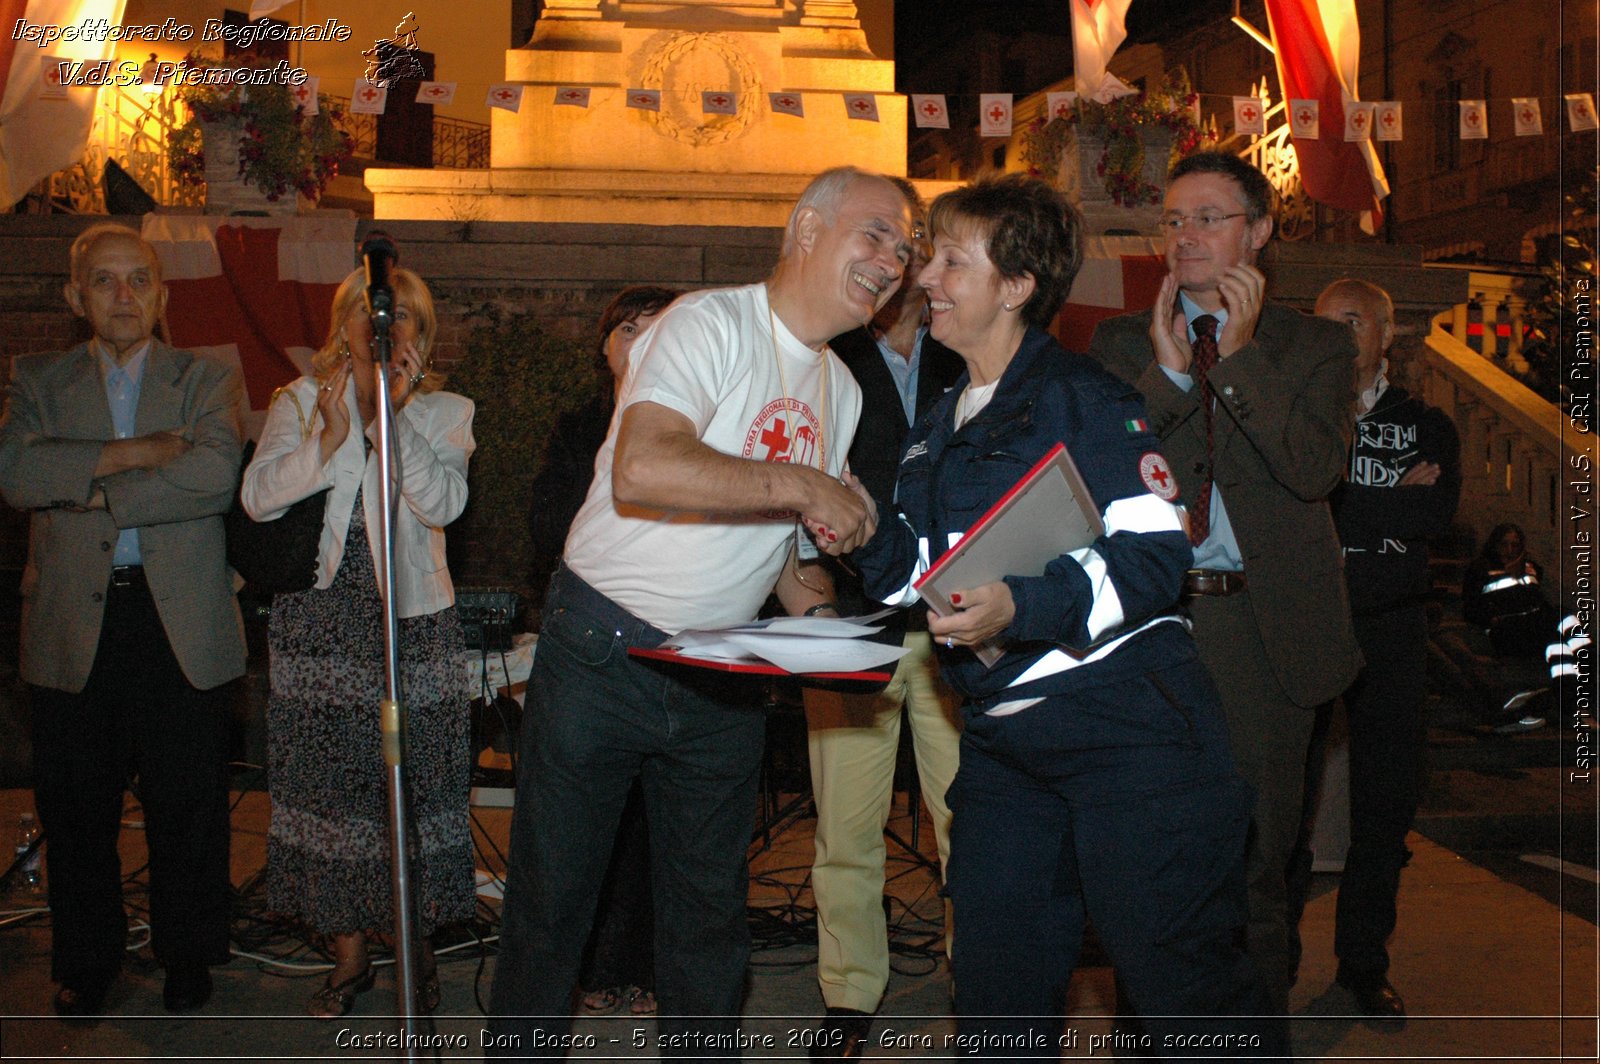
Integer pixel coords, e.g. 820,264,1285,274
1157,211,1251,233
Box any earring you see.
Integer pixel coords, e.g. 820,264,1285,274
1003,302,1013,311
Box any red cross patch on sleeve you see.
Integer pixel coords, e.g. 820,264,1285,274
1139,452,1179,501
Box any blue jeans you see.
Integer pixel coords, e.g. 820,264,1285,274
487,565,766,1057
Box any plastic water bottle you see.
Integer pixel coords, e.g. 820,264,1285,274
14,812,42,894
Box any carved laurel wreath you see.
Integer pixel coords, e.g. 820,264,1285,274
639,32,762,146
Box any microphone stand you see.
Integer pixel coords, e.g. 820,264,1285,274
367,275,424,1056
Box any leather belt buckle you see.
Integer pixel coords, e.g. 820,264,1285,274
109,566,144,590
1183,569,1246,597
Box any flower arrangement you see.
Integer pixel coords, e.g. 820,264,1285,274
1022,73,1213,207
168,56,352,202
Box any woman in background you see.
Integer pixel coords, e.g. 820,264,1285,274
528,286,677,1016
242,267,477,1018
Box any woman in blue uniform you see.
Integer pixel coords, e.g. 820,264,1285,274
848,176,1281,1059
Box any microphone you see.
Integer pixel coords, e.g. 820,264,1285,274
361,234,397,345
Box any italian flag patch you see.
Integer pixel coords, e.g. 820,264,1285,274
1125,418,1149,433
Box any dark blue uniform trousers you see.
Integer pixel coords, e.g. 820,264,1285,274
946,644,1287,1061
487,565,766,1057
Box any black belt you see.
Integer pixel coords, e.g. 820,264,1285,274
1183,569,1247,597
109,566,146,590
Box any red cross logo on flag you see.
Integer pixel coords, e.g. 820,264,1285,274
362,88,378,102
1233,96,1264,135
1513,98,1542,136
979,94,1013,137
293,86,311,103
1289,99,1319,140
911,94,948,129
711,95,729,106
1242,104,1257,122
778,96,797,109
842,93,880,122
1459,101,1486,139
563,91,581,101
1567,94,1599,132
44,66,61,85
496,90,513,101
426,86,445,98
768,92,804,117
702,91,737,115
1297,108,1312,124
554,86,590,108
487,84,524,112
349,80,388,114
1375,102,1402,141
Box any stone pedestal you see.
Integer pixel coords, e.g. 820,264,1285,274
367,1,905,225
1071,127,1172,237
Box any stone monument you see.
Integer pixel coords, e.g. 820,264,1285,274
366,1,907,225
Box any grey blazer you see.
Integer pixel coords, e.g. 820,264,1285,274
0,340,246,693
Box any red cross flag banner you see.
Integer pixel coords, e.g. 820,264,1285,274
1512,97,1542,137
1458,99,1487,140
1567,93,1599,132
486,84,524,112
1288,99,1319,139
1069,0,1133,102
843,93,880,122
349,79,389,115
1047,92,1079,121
141,213,358,437
627,88,662,112
1344,101,1373,141
555,86,591,108
1233,95,1266,135
0,0,128,209
290,76,320,116
416,81,458,107
1055,235,1165,353
910,94,948,129
36,54,68,100
1264,0,1388,231
980,93,1013,138
768,92,804,118
1374,100,1403,140
701,90,736,115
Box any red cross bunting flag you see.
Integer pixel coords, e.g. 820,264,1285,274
1047,92,1079,121
1374,101,1403,140
555,87,591,108
910,94,948,129
769,93,804,118
486,84,524,112
416,81,458,107
141,213,358,437
1265,0,1388,230
1233,96,1266,135
1344,101,1373,141
1288,98,1319,139
1567,93,1599,132
1458,99,1487,140
349,80,388,115
37,55,69,100
627,89,662,112
290,77,320,116
1512,98,1542,137
701,90,736,115
843,93,880,122
979,93,1013,138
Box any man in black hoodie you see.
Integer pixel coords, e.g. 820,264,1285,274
1304,279,1461,1018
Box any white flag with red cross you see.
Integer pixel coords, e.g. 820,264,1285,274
1458,99,1487,140
141,213,358,436
701,90,737,115
980,94,1013,138
1288,98,1319,139
1374,101,1403,140
290,77,320,115
1046,92,1079,121
768,92,804,118
843,94,880,122
1233,96,1266,135
910,94,948,129
1567,93,1599,132
555,87,591,108
416,81,458,107
349,80,388,114
1511,98,1542,136
1344,101,1373,141
627,89,662,112
486,84,524,112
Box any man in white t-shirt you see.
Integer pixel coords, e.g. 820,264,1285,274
489,167,914,1055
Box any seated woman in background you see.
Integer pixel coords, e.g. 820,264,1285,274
847,175,1283,1057
1462,522,1557,658
242,267,477,1018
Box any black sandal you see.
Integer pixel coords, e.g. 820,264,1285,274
308,964,375,1019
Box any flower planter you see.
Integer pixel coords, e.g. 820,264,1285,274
199,119,302,216
1073,126,1172,236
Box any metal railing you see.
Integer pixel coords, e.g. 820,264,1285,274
39,82,203,213
323,95,488,169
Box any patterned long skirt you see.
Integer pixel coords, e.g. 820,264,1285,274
266,489,474,937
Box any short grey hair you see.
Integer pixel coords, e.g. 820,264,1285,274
781,166,881,257
69,222,159,285
1318,277,1394,324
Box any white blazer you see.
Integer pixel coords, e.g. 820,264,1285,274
240,375,475,618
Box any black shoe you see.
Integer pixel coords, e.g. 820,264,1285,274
812,1007,872,1060
1337,972,1405,1018
53,972,114,1018
162,963,213,1013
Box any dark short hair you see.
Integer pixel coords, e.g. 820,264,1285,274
926,175,1084,331
1169,151,1276,221
597,285,679,362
